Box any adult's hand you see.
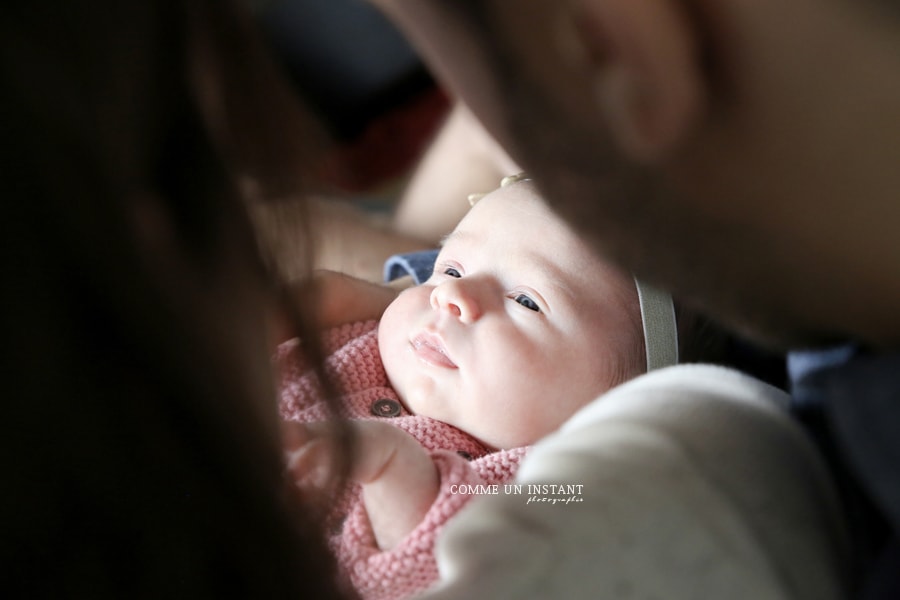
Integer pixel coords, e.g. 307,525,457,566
272,270,403,346
283,419,439,550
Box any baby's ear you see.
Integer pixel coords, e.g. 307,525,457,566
572,0,708,162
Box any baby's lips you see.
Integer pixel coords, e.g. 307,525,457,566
411,331,458,369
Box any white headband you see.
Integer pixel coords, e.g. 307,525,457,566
634,278,679,371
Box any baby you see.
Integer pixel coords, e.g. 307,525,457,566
278,177,677,600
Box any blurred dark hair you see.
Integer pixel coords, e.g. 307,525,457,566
1,1,349,597
676,304,787,389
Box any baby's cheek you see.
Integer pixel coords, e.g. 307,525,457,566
380,342,407,392
377,325,404,382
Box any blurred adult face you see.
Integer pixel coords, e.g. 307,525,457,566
376,0,900,348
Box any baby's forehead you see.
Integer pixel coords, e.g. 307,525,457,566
461,187,589,252
458,194,632,290
475,179,544,208
461,183,558,231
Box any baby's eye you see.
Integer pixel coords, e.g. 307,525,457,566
514,293,541,312
443,267,462,278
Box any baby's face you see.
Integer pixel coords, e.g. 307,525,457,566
378,182,643,449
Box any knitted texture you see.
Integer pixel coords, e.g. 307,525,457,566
277,320,526,600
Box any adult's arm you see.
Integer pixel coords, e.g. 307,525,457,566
392,101,519,242
422,365,851,600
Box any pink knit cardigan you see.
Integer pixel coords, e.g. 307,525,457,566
277,320,526,600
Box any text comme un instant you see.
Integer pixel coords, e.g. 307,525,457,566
449,483,584,495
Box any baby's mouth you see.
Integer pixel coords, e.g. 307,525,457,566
411,332,458,369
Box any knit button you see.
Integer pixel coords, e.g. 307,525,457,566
371,398,402,418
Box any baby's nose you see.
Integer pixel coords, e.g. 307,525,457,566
430,279,483,324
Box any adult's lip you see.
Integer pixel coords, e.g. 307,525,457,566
411,331,458,369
